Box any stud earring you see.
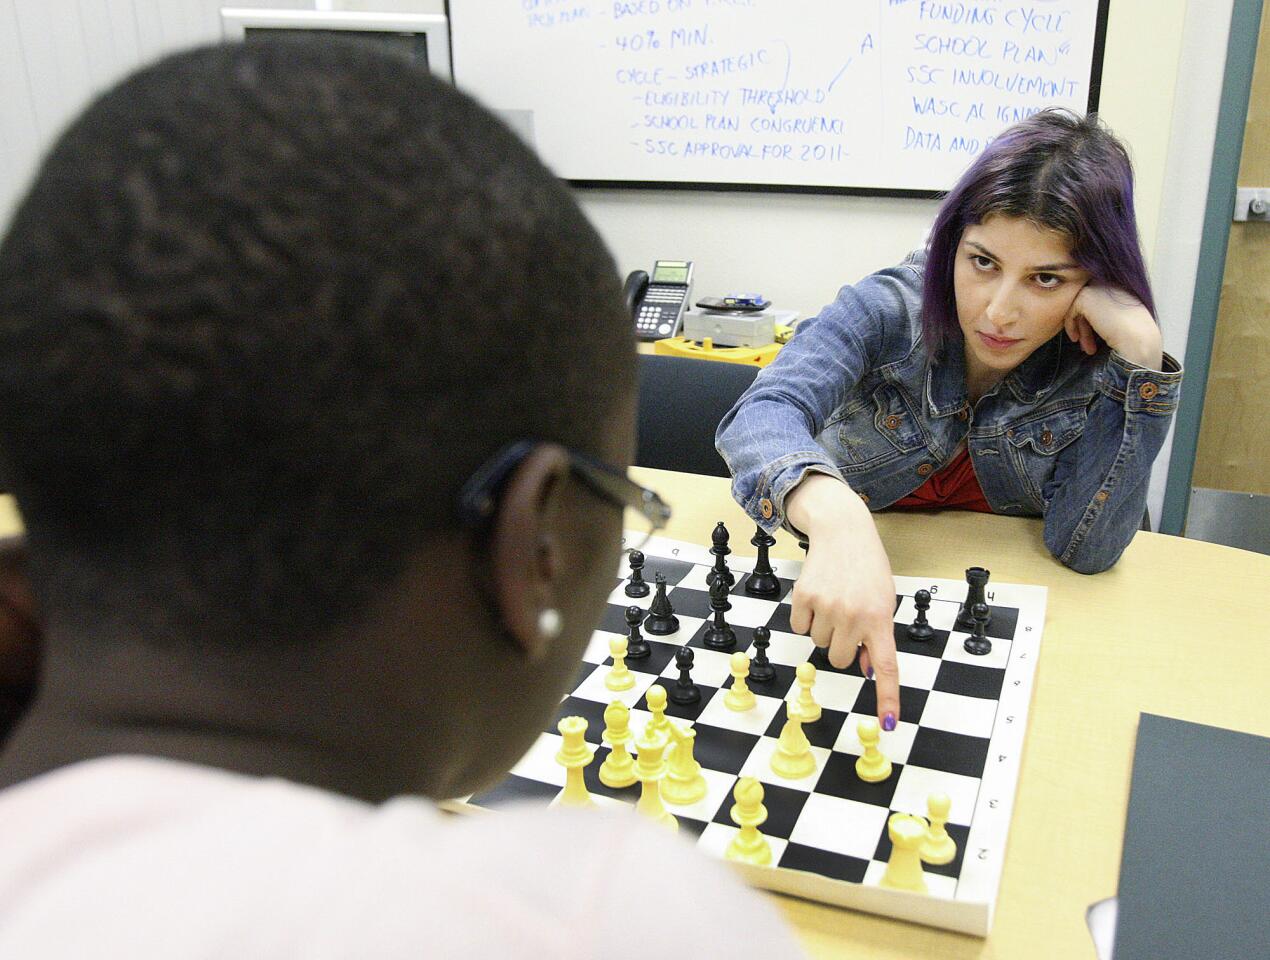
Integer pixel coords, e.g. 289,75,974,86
538,608,563,640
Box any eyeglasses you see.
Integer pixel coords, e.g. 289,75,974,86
457,440,672,551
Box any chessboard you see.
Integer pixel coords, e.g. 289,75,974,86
448,527,1047,936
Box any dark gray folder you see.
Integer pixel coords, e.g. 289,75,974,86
1113,713,1270,959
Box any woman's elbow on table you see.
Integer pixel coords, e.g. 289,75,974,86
1043,524,1128,576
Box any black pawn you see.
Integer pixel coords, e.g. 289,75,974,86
744,525,781,599
624,550,650,598
749,625,776,682
669,645,701,706
625,605,651,660
704,521,735,589
908,589,935,642
963,602,993,656
955,566,991,631
702,575,736,650
644,572,679,636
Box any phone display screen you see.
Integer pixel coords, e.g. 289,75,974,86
651,261,690,285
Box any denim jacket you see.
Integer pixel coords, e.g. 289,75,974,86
715,250,1183,574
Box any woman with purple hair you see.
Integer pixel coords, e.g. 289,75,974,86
716,110,1181,729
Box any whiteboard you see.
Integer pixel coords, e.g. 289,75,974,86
448,0,1109,195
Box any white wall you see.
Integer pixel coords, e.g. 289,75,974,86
578,188,937,320
0,0,449,222
1145,0,1235,526
0,0,266,222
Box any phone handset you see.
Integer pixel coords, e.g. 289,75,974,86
626,260,693,341
622,270,649,319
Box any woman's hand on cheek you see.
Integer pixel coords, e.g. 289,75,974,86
1063,284,1163,370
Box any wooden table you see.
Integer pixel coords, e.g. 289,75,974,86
629,467,1270,960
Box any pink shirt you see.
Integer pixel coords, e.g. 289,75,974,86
0,756,805,959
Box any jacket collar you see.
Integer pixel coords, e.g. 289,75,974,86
925,332,1066,416
925,334,968,418
1002,333,1065,404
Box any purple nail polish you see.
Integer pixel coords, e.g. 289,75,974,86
883,713,896,732
867,666,874,680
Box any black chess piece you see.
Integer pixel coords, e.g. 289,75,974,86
963,602,993,656
704,521,736,589
748,625,776,682
954,566,992,631
624,549,650,598
668,645,701,706
702,575,737,650
644,572,679,636
908,589,935,642
625,605,651,660
744,525,781,599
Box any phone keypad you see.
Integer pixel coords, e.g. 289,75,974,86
635,285,685,338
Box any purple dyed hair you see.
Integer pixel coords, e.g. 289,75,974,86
922,109,1156,354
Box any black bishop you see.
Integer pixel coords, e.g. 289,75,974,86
705,521,735,589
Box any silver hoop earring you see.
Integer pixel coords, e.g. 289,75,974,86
538,608,563,640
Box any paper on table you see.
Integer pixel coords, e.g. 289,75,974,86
1086,897,1118,960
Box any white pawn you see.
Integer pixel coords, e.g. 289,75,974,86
605,635,635,691
724,652,756,711
795,661,821,723
855,717,893,783
920,792,957,865
644,683,672,742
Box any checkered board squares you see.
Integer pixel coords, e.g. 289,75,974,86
455,532,1047,937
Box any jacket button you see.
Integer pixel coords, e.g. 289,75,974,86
916,463,933,477
1041,429,1053,445
956,408,969,421
1094,490,1110,503
760,498,774,519
858,493,870,505
1006,428,1015,439
884,415,900,430
1138,382,1159,400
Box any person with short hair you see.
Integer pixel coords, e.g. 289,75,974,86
0,40,803,958
716,110,1182,730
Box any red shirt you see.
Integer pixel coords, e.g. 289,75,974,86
890,446,993,512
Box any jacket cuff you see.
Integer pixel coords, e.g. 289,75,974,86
1098,350,1183,414
743,453,845,539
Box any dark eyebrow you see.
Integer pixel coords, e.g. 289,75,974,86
962,239,1079,273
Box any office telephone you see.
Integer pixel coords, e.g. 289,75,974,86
624,260,694,341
